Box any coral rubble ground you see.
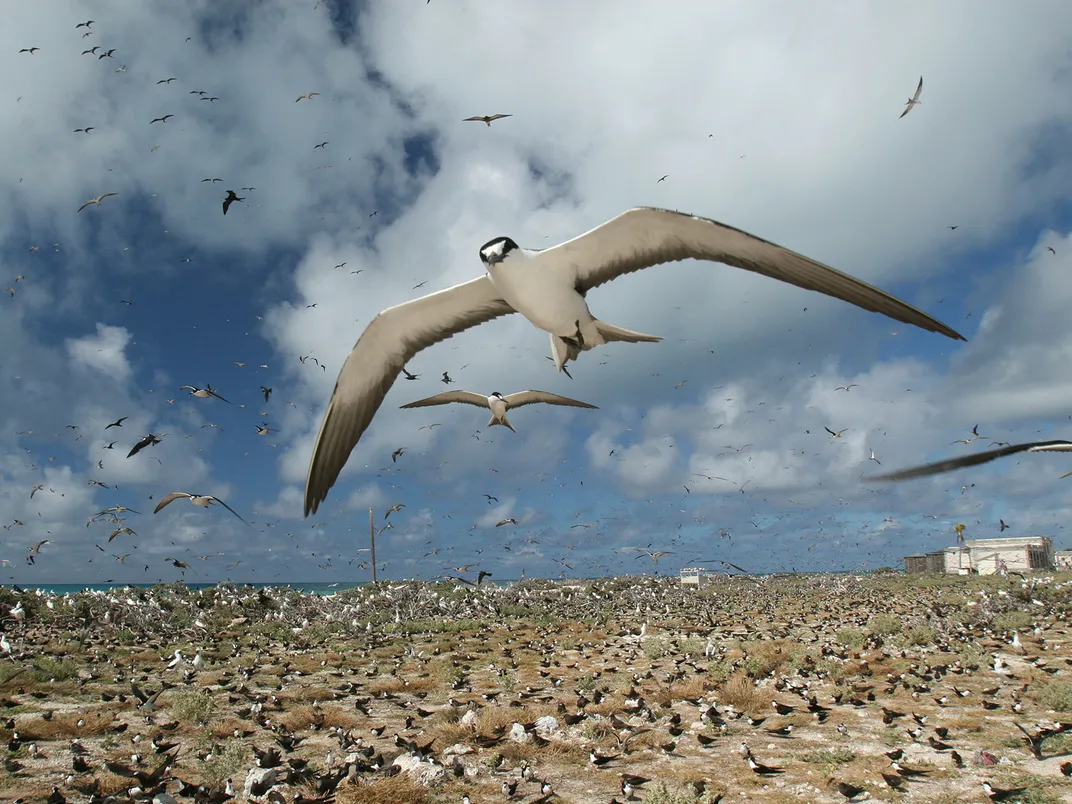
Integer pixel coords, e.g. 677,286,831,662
1,572,1071,803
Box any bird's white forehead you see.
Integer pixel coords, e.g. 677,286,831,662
481,241,506,258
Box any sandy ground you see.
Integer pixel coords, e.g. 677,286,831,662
0,572,1070,804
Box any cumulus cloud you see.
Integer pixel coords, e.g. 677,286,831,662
2,1,1072,583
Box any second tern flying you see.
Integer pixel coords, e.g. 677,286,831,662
304,206,965,516
401,390,597,432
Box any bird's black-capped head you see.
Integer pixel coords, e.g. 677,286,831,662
479,237,519,266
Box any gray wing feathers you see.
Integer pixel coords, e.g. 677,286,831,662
554,208,964,342
866,440,1072,482
400,391,490,409
504,391,599,409
305,277,514,516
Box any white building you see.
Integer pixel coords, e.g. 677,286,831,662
679,567,706,586
1056,549,1072,571
905,536,1054,575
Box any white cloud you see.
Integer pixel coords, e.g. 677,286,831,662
3,1,1072,582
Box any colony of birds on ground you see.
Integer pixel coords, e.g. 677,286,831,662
2,573,1072,802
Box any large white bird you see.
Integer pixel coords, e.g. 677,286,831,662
153,492,247,524
866,439,1072,482
400,390,597,432
304,206,964,515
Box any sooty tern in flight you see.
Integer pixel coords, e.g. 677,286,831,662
866,439,1072,482
899,76,924,118
153,492,248,524
304,206,964,515
401,390,597,432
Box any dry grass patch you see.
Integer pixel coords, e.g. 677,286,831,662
336,773,433,804
367,675,438,696
17,710,117,740
208,715,261,738
279,703,365,731
717,672,770,712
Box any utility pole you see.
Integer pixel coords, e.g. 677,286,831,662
369,507,377,584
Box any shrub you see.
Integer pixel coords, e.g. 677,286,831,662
170,689,215,724
869,614,901,635
1034,682,1072,713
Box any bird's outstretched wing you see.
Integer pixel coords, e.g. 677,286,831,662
305,277,514,516
212,496,248,525
865,440,1072,482
154,492,191,513
503,391,598,409
543,207,963,341
400,390,489,409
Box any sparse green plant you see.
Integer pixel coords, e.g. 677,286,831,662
904,625,938,646
869,614,901,635
836,627,867,650
643,636,668,660
170,689,215,724
1033,681,1072,712
200,739,248,788
995,611,1033,632
635,780,718,804
28,656,81,682
803,747,857,773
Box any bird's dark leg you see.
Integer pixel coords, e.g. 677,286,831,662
561,320,585,351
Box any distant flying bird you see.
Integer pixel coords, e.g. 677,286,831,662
834,384,858,392
73,127,95,133
463,114,512,126
899,76,923,118
295,92,320,102
868,439,1072,482
303,206,963,515
29,539,51,554
496,518,519,527
222,190,244,215
657,175,668,183
78,192,118,212
150,114,174,124
19,47,40,54
401,390,597,432
180,385,230,403
825,427,849,439
154,492,248,524
157,77,177,84
261,386,272,402
127,433,163,458
314,141,328,149
105,416,128,429
391,447,405,463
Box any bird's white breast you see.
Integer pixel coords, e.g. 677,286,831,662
487,252,591,335
488,396,508,417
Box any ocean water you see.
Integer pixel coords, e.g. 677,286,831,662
6,581,368,596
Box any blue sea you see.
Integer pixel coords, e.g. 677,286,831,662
4,581,368,596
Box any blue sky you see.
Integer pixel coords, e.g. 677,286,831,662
2,0,1072,585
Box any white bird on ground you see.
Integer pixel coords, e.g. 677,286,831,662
400,390,597,432
191,650,205,671
304,206,964,515
0,633,12,657
167,650,183,669
10,602,25,626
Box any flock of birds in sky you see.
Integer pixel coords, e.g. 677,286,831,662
5,16,1070,582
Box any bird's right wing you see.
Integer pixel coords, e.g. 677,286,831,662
504,391,599,409
305,277,515,516
399,390,489,409
547,207,964,341
153,492,189,513
864,440,1072,482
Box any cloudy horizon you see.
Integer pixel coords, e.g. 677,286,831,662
2,0,1072,586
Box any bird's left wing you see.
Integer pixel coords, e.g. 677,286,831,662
546,207,964,341
305,277,514,516
504,391,599,409
213,497,249,525
865,439,1072,482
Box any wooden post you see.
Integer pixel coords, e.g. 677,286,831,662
369,507,377,584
